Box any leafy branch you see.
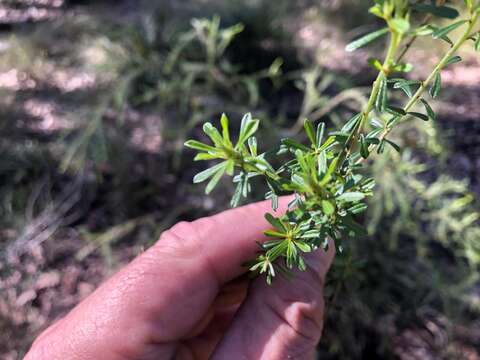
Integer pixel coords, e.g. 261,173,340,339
185,0,480,284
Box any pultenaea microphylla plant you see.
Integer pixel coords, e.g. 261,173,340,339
185,0,480,284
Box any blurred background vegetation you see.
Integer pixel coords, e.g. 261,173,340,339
1,0,479,359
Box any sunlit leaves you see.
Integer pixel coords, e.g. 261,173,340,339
392,62,413,73
192,161,230,194
185,140,217,152
316,122,325,148
304,119,316,147
322,200,335,216
186,113,265,197
368,58,383,71
205,162,229,194
261,214,313,273
248,255,275,284
248,136,257,156
464,0,474,11
265,213,287,232
369,4,385,19
341,113,362,133
414,24,435,36
345,28,389,52
432,20,468,39
202,122,224,146
237,113,259,147
391,79,421,98
390,18,410,34
185,0,478,285
231,172,251,207
318,150,327,176
337,192,365,202
220,113,232,146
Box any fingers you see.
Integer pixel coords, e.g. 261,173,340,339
26,198,291,360
211,241,335,360
185,276,249,338
178,277,249,359
131,197,291,341
156,196,292,284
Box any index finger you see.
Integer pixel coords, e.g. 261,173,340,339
156,196,292,284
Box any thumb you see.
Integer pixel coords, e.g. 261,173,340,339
212,240,335,360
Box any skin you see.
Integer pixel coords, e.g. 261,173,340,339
25,198,335,360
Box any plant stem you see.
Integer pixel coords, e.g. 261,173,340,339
336,30,402,167
380,12,479,143
395,0,446,63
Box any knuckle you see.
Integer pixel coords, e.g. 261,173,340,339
157,220,199,257
284,299,324,344
263,296,323,359
152,217,218,274
160,217,216,247
163,220,196,241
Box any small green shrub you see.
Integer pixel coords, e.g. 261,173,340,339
186,0,480,283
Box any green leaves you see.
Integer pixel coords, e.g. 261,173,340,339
304,119,316,147
185,140,217,152
408,112,429,121
475,35,480,51
220,113,232,146
345,28,389,52
341,113,362,133
386,106,406,116
391,79,421,98
259,215,314,278
186,113,268,198
430,73,441,98
376,74,388,112
193,162,226,183
420,99,436,120
384,139,400,153
390,18,410,34
203,122,224,147
193,161,230,194
337,192,365,202
185,1,479,284
316,122,325,148
322,200,335,216
432,20,468,39
265,213,286,232
445,55,462,67
237,113,259,147
280,138,310,152
368,58,383,71
413,4,459,19
359,134,369,159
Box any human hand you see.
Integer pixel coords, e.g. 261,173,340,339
25,198,335,360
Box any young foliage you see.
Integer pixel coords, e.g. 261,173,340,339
186,0,480,283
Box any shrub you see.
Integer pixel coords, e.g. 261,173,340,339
186,1,480,283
